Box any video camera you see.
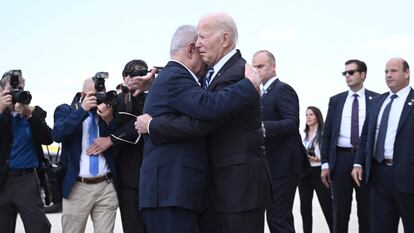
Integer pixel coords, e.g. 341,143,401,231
7,70,32,105
92,72,117,106
126,66,163,78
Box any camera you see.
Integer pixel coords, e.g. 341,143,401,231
306,147,316,157
92,72,117,106
126,66,163,78
7,70,32,105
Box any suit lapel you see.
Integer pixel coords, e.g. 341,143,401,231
262,79,279,100
397,88,414,133
335,92,347,132
364,90,376,117
207,50,243,90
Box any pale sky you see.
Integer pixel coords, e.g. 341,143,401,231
1,0,413,128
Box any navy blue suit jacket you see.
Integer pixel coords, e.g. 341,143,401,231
355,88,414,193
205,51,272,212
139,60,258,212
321,89,379,173
52,98,117,198
261,78,306,178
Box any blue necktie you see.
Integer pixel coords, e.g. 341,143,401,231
88,112,99,176
375,94,398,163
204,67,214,89
350,94,359,148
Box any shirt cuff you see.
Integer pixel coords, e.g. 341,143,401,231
147,118,152,135
321,163,329,170
353,163,362,168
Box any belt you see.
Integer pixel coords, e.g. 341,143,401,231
336,146,356,153
382,159,393,166
76,173,112,184
8,168,35,176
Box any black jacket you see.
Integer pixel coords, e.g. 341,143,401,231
0,106,53,188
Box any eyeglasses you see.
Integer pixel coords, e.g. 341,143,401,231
342,69,360,76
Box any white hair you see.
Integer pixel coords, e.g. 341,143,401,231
170,25,197,56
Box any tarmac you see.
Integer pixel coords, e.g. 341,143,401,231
16,191,403,232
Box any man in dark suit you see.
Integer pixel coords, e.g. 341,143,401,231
352,58,414,233
0,70,52,233
252,50,305,233
138,24,263,233
52,77,118,233
321,59,379,233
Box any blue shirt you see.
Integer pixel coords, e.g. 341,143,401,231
9,113,38,169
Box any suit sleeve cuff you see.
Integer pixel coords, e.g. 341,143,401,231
147,118,152,135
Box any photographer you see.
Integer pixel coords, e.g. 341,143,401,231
52,76,118,233
299,106,332,233
0,70,52,233
112,59,155,233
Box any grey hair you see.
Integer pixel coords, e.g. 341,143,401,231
170,25,198,56
0,72,25,90
202,12,238,48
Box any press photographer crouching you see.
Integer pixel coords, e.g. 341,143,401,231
0,70,52,233
52,74,118,233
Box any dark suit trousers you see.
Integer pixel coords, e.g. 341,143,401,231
371,162,414,233
299,166,333,233
267,174,299,233
220,208,265,233
0,172,51,233
331,150,370,233
118,186,146,233
142,207,198,233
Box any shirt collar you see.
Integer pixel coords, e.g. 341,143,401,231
170,59,201,86
347,87,365,99
391,85,411,100
212,49,237,76
261,76,278,92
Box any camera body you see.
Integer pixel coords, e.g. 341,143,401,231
306,147,316,157
8,70,32,105
92,72,117,106
126,66,163,78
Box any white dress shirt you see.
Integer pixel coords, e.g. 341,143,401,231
79,114,109,177
207,49,237,85
337,88,366,148
303,131,322,167
376,85,411,160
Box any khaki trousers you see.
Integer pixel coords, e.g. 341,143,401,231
62,179,118,233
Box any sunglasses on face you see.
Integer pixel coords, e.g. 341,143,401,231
342,69,360,76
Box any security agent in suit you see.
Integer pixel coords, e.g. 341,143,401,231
137,24,263,233
0,70,52,233
321,59,379,233
352,58,414,233
252,50,306,233
52,77,118,233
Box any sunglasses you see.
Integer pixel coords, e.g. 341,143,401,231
342,69,360,76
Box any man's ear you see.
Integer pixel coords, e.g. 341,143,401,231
222,32,230,48
186,43,195,58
